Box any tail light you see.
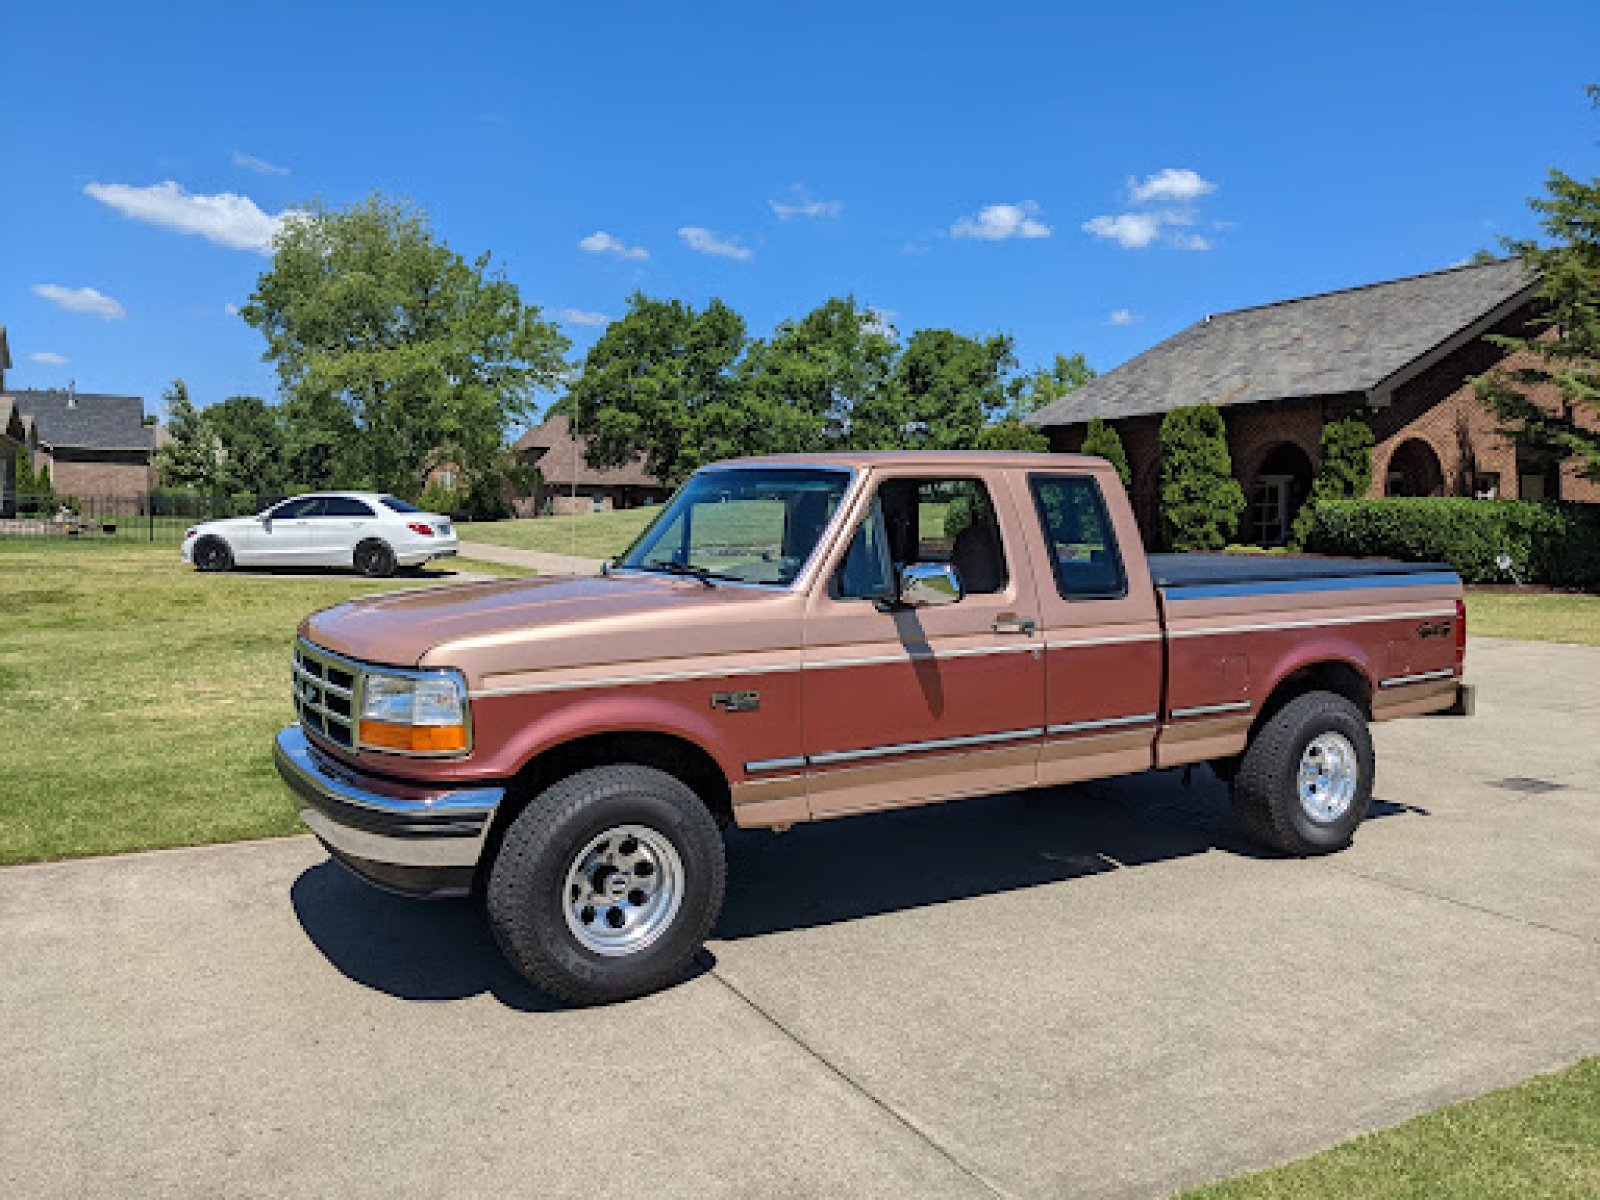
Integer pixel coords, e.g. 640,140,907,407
1454,597,1467,674
407,522,434,537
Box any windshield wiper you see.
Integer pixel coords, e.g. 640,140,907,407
635,560,726,588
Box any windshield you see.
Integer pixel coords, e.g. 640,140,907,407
619,467,852,587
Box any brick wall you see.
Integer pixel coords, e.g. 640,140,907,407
39,449,154,500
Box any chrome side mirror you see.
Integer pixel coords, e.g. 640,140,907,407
899,562,963,607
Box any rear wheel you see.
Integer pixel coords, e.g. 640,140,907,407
353,539,396,578
1232,690,1373,855
487,765,726,1006
192,536,233,572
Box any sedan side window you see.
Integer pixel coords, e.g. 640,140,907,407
322,497,375,518
270,497,317,519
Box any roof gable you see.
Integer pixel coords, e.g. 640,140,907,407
514,413,664,488
11,389,153,452
1029,259,1538,427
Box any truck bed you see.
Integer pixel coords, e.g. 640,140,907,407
1148,553,1456,597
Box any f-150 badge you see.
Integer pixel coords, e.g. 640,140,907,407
710,690,760,713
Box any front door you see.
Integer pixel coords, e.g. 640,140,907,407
247,496,315,564
801,470,1045,818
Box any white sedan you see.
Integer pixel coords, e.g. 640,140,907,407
183,492,458,577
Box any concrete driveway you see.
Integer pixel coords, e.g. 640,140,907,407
3,637,1598,1199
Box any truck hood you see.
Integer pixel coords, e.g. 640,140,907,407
300,572,802,680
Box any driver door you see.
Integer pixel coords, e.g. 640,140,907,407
801,470,1045,818
251,497,316,564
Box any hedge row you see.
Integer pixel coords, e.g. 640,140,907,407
1301,498,1600,587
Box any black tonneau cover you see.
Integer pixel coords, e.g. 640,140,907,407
1148,553,1455,589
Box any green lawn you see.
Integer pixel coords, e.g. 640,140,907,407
1181,1056,1600,1199
0,540,523,865
1465,590,1600,647
457,506,662,559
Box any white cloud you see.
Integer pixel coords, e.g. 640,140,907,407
231,151,290,176
678,226,753,260
33,283,126,320
28,351,69,365
1171,232,1212,251
770,188,842,220
84,180,291,254
1128,168,1216,204
1106,308,1142,326
951,201,1052,241
224,302,241,316
862,307,898,337
560,308,612,327
1082,212,1163,249
579,230,649,261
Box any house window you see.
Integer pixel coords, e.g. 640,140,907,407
436,470,455,489
1472,473,1500,500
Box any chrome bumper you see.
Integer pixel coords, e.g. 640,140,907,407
273,725,503,897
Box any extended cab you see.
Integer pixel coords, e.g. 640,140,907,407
274,452,1470,1004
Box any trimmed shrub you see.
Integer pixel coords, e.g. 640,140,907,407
1302,498,1600,586
1288,419,1373,550
1160,404,1246,551
1081,417,1132,486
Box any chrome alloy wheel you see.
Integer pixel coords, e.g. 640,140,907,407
1297,732,1359,823
562,824,684,956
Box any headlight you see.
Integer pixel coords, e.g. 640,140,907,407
358,669,470,755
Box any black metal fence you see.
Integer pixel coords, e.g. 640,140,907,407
0,492,285,542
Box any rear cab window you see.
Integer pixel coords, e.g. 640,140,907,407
1030,475,1127,600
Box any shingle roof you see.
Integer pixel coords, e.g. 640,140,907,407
11,389,153,452
1029,259,1539,428
513,413,664,489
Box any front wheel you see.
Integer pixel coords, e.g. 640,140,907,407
1232,690,1374,856
353,539,396,578
486,765,726,1006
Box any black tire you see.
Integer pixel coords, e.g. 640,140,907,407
353,539,396,578
486,765,726,1006
1232,691,1374,856
193,536,233,572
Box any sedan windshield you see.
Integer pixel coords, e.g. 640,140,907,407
618,467,852,587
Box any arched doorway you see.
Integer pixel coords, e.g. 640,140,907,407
1385,439,1444,497
1245,442,1314,545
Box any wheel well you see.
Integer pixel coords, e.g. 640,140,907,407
480,731,733,878
1257,660,1371,730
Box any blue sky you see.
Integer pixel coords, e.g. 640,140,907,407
5,1,1599,423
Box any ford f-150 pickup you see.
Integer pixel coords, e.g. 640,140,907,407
274,452,1471,1004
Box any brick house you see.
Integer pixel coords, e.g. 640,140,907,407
11,388,156,501
512,413,671,516
1028,259,1599,546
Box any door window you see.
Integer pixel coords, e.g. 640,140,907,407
269,497,319,519
836,477,1009,598
1030,475,1127,600
321,497,375,517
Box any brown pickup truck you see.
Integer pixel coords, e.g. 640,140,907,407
275,452,1470,1004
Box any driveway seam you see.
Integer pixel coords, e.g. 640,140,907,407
704,963,1008,1199
1323,861,1600,947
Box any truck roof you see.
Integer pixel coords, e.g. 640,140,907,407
712,450,1108,471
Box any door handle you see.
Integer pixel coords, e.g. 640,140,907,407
992,615,1036,636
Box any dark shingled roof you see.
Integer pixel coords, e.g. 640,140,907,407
514,413,665,488
1029,259,1539,428
11,389,153,453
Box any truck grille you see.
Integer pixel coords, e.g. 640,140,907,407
294,640,359,749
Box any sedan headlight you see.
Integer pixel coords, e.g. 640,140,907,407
358,669,470,755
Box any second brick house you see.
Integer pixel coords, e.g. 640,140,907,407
11,388,156,501
1028,259,1598,546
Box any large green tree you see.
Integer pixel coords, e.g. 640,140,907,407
1009,352,1095,417
207,395,288,496
563,294,751,485
1476,88,1600,483
851,329,1016,450
154,379,223,492
1159,404,1245,550
241,194,568,494
738,296,898,450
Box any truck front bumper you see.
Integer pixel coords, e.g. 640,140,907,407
273,725,503,898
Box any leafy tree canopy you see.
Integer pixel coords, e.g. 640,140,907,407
154,379,223,492
1008,352,1095,417
852,328,1016,451
242,193,568,494
1477,86,1600,481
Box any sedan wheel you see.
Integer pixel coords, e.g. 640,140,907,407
354,539,396,578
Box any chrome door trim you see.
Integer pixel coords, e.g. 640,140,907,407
1045,712,1159,736
744,756,808,775
809,725,1043,768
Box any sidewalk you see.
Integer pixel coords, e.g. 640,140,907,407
455,539,605,576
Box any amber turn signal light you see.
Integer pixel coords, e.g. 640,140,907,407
358,720,468,754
